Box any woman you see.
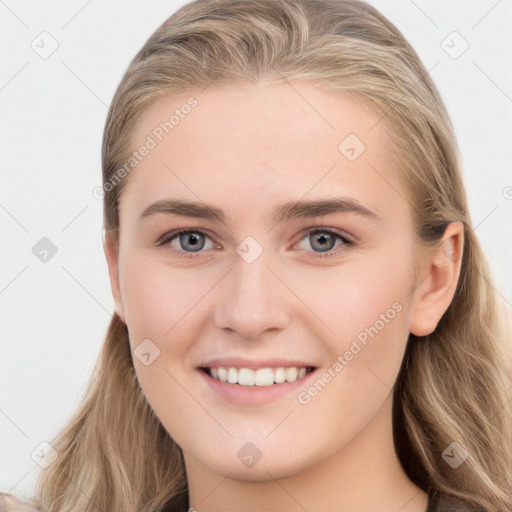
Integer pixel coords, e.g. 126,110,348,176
3,0,511,511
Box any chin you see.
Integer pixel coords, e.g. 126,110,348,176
188,437,319,482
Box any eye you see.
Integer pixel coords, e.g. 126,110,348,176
155,227,354,259
294,228,354,258
156,229,219,258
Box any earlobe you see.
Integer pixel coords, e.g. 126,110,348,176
409,221,464,337
103,233,125,323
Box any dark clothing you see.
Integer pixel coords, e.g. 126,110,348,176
427,492,440,511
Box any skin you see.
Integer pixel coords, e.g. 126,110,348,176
104,81,464,512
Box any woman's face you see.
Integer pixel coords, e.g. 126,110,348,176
106,82,428,480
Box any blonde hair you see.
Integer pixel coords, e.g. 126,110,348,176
30,1,512,511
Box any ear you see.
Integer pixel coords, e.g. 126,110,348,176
103,232,125,323
409,221,464,337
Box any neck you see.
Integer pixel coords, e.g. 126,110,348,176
184,393,428,512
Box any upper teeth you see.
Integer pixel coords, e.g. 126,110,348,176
208,366,309,386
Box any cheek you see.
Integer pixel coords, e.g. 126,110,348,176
120,254,204,345
119,257,205,443
119,254,215,401
298,246,415,389
292,267,411,446
284,246,414,344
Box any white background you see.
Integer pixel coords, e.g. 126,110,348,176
1,0,511,498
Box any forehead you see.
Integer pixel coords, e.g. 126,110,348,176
120,81,409,227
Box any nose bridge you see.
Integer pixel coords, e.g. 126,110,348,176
214,237,289,338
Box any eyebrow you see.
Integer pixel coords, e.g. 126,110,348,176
139,196,380,225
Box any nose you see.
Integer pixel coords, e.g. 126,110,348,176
213,247,290,341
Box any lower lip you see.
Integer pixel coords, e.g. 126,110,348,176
197,368,316,405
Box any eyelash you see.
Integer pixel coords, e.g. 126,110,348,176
155,227,354,260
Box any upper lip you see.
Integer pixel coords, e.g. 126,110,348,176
198,357,317,370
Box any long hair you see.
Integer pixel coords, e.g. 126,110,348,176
32,1,512,510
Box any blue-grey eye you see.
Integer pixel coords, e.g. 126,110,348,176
177,231,206,252
309,231,336,252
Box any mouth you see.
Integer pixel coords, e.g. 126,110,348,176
199,365,316,387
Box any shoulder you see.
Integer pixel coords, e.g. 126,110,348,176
0,493,41,511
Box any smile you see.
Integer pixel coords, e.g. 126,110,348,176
202,366,315,386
